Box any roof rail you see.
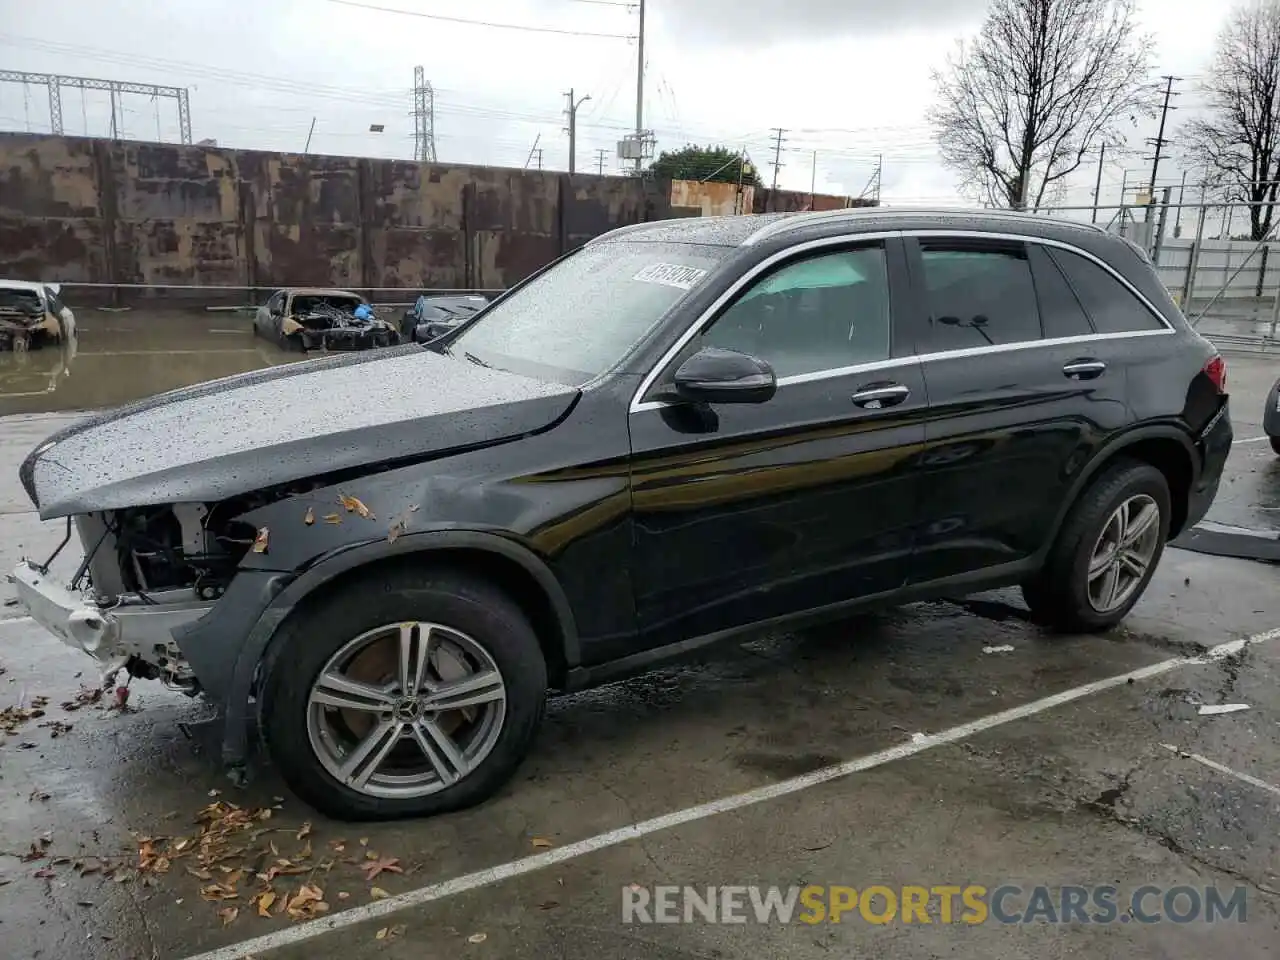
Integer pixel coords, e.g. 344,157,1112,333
740,205,1108,246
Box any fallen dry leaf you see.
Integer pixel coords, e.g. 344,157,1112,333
286,883,329,921
251,527,269,554
323,513,342,524
33,867,56,879
539,900,559,910
296,822,312,840
255,890,276,917
376,928,389,941
304,507,315,526
369,886,390,900
219,907,239,926
187,867,213,881
359,838,369,847
337,891,350,900
468,933,487,944
338,494,374,519
362,856,403,881
531,838,554,849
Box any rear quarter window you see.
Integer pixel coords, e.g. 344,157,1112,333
1046,247,1167,334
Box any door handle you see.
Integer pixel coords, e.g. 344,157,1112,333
851,383,910,409
1063,359,1106,380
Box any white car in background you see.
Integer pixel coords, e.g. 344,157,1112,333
0,280,77,351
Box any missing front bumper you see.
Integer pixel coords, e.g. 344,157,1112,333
9,560,213,683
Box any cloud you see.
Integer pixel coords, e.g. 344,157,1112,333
649,0,989,45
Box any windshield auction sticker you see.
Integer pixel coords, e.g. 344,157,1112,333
633,263,709,290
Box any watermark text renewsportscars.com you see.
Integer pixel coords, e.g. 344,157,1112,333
621,884,1248,925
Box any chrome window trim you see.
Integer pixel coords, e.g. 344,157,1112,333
627,228,1177,415
740,208,1110,247
627,231,901,414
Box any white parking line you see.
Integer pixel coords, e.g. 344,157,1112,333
0,615,33,626
180,626,1280,960
1159,743,1280,799
1234,436,1272,444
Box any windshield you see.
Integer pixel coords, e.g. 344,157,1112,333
450,240,728,384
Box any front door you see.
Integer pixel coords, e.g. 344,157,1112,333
627,237,926,650
904,235,1132,583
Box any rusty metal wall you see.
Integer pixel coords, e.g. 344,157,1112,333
0,133,678,295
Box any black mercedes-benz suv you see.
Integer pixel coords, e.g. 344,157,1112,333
12,208,1232,820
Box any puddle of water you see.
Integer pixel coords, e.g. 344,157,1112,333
0,309,306,416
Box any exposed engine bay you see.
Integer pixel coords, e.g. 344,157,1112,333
0,286,61,351
52,480,329,695
281,295,400,351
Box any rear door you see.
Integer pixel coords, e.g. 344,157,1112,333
903,234,1132,584
627,236,926,650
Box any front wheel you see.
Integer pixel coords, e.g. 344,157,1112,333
261,568,548,821
1270,436,1280,456
1022,459,1171,633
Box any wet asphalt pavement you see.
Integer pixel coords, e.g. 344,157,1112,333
0,311,1278,960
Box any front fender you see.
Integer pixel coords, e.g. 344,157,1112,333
203,525,580,770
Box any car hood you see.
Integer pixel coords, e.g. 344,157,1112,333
20,344,578,519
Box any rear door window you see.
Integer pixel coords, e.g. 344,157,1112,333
917,241,1042,351
1028,245,1094,339
1046,247,1167,334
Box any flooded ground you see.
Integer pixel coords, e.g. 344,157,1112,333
0,309,307,417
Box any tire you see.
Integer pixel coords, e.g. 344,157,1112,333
1021,458,1171,633
261,567,548,821
1271,436,1280,456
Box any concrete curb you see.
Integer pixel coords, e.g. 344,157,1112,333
1173,520,1280,563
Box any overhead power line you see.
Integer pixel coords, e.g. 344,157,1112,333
321,0,636,38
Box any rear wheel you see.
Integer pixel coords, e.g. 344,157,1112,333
262,568,547,821
1271,436,1280,456
1022,459,1170,632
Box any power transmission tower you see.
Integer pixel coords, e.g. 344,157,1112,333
769,127,787,189
0,70,192,142
412,65,436,162
1145,75,1181,218
595,148,608,175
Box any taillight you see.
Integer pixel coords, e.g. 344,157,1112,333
1203,354,1227,393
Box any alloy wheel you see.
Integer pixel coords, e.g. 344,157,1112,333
1086,494,1161,614
305,622,507,799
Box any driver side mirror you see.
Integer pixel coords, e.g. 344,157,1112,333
669,347,777,405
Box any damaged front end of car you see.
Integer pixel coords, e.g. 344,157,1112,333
281,302,401,352
0,287,62,352
10,484,325,696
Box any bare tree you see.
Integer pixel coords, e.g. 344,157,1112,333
1184,1,1280,241
929,0,1152,209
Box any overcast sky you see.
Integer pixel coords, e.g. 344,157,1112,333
0,0,1243,209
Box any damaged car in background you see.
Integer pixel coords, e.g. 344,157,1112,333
0,280,77,351
400,293,490,343
253,287,401,351
9,209,1231,824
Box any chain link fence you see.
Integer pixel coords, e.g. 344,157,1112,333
1032,197,1280,353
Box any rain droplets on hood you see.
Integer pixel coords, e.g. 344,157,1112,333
25,349,576,516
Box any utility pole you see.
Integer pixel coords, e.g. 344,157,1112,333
1146,75,1181,220
809,150,817,208
109,87,119,139
634,0,646,175
595,149,607,175
769,127,786,190
303,116,316,154
1092,143,1106,223
536,149,544,171
1174,170,1188,236
564,88,591,174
